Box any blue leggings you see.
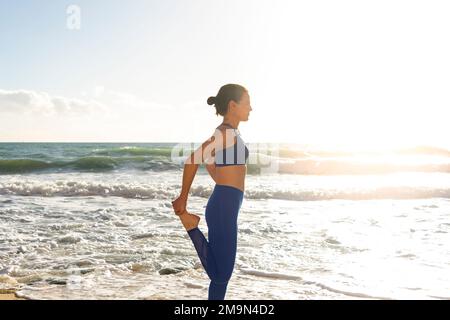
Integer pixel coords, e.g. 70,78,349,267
187,184,244,300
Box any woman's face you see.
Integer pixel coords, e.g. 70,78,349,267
231,91,252,121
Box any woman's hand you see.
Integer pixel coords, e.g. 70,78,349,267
171,194,188,215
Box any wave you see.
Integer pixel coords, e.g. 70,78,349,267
0,159,56,173
0,180,176,199
239,268,302,280
273,158,450,175
276,145,450,159
90,146,174,157
242,186,450,201
301,280,393,300
0,180,449,201
1,143,450,175
239,267,393,299
2,156,449,175
0,157,180,174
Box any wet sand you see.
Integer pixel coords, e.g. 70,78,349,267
0,291,26,300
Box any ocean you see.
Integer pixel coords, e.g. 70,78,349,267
0,142,449,299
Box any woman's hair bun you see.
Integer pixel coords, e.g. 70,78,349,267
207,96,216,105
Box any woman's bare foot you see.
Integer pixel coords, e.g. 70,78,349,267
178,210,200,231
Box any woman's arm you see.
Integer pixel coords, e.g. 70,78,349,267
172,133,218,215
172,155,200,215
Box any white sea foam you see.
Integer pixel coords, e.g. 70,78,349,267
1,174,449,200
1,167,449,299
240,268,302,280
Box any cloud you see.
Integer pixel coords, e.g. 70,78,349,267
0,87,213,142
0,88,206,119
0,89,107,116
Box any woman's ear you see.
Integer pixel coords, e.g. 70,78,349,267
228,100,237,111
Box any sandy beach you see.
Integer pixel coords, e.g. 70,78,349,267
0,290,25,300
0,293,20,300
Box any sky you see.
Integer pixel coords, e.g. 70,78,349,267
0,0,449,150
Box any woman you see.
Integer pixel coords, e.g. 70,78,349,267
171,83,252,300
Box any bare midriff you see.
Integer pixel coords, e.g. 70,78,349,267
215,164,246,192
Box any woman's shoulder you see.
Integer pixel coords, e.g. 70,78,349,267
212,125,237,148
214,124,237,136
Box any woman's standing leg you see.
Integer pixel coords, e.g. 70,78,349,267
205,187,240,300
187,185,242,300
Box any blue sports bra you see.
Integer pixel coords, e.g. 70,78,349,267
215,123,249,166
